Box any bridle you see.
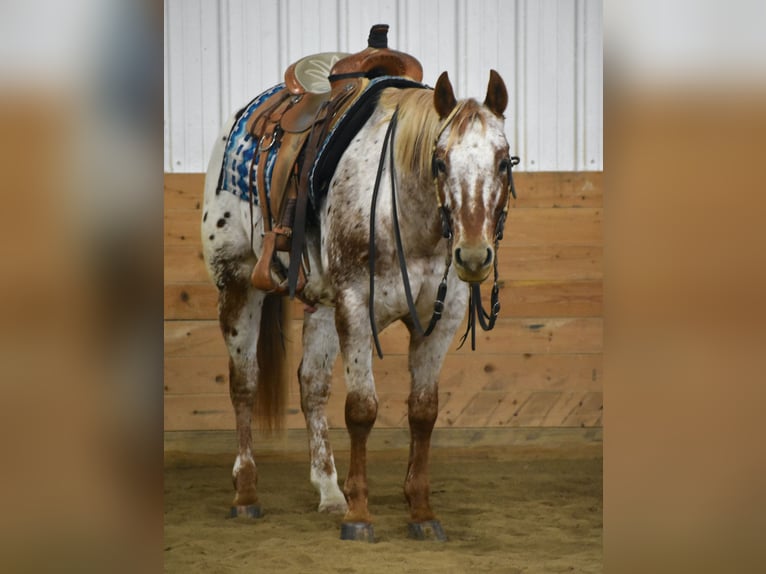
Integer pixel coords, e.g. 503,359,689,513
368,103,519,357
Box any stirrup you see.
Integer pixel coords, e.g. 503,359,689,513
273,225,292,252
251,231,306,295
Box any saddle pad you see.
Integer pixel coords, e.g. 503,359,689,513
308,76,427,211
217,83,285,204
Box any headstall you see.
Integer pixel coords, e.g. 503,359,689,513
369,103,520,356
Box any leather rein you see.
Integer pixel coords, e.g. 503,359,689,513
368,103,519,357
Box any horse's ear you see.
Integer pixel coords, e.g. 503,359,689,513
434,71,457,119
484,69,508,118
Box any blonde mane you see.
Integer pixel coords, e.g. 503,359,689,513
378,88,487,180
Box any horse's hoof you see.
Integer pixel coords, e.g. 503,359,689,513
407,520,447,542
318,500,348,514
340,522,375,542
228,504,262,518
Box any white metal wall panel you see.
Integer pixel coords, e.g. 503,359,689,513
400,0,458,89
164,0,603,172
163,0,171,169
583,0,603,170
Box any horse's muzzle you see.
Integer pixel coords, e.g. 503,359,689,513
454,244,493,283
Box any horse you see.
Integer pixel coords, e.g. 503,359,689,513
201,69,515,541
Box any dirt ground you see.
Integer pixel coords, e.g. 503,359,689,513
164,443,602,573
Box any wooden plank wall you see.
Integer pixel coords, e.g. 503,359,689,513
164,172,603,431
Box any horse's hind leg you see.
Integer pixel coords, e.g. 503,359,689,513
298,305,347,513
216,267,267,517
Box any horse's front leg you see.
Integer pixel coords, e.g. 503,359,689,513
335,291,377,541
403,285,467,541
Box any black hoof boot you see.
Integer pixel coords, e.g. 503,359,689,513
340,522,376,542
407,520,447,541
228,504,262,518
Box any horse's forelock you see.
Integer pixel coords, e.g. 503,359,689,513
445,100,487,150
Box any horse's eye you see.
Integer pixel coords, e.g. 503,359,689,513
434,158,447,176
498,158,510,173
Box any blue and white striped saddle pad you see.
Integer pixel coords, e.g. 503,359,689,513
217,83,285,204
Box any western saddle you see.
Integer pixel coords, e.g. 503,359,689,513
246,24,423,299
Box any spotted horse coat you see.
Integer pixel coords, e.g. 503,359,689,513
201,70,515,540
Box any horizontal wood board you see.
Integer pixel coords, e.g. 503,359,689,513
164,172,603,431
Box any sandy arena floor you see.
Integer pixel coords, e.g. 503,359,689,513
164,439,602,573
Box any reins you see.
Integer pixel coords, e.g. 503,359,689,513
368,102,520,357
369,107,452,358
457,154,519,350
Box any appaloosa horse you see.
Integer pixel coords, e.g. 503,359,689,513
201,70,516,541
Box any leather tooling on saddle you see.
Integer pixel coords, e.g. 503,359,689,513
217,24,425,299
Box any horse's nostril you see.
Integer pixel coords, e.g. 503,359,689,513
455,246,492,270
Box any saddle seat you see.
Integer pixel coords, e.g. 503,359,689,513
246,24,423,298
284,52,349,95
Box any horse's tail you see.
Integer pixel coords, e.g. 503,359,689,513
254,293,289,432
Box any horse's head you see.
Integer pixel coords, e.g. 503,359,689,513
431,70,513,284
